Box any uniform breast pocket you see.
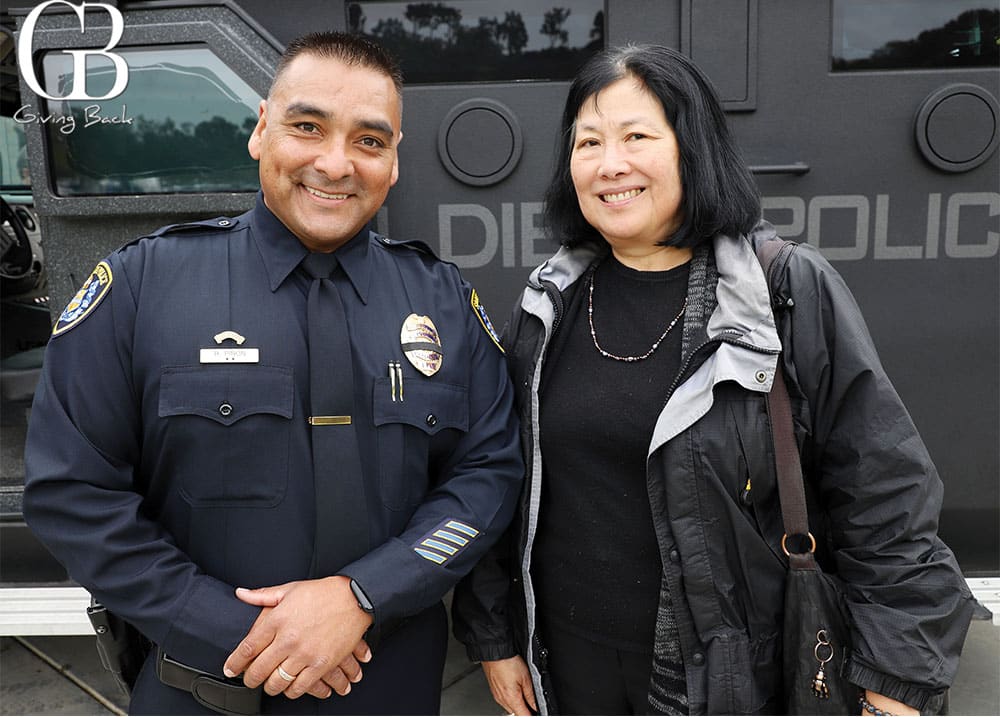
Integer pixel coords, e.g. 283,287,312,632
159,365,294,507
372,379,468,511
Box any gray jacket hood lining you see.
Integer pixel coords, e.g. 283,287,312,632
522,228,782,456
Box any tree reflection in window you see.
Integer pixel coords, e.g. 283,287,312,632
347,1,605,83
41,47,261,196
833,2,999,71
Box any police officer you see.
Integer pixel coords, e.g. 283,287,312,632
23,32,522,715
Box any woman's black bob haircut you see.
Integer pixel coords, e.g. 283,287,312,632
543,44,761,250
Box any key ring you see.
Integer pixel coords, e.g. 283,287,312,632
814,629,834,665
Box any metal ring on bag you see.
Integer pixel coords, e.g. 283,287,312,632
781,532,817,556
814,629,834,665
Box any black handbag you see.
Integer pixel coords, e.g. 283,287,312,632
768,367,860,715
756,238,862,715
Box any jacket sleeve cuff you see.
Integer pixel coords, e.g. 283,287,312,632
843,656,947,713
163,577,260,675
464,639,518,663
340,539,434,628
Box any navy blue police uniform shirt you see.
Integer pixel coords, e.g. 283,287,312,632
23,193,522,676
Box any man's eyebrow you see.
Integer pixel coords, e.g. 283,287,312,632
284,102,330,119
358,118,394,137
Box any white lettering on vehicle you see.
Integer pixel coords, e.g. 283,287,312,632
438,203,549,269
761,193,998,261
381,193,998,267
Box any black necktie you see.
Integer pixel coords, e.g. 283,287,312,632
301,252,369,577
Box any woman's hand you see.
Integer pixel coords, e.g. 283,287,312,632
481,656,538,715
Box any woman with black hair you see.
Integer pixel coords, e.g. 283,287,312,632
453,44,972,716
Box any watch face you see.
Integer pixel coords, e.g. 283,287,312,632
350,580,374,613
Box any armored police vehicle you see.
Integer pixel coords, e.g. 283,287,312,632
1,0,998,635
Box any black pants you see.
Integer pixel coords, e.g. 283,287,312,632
130,601,447,715
540,621,653,716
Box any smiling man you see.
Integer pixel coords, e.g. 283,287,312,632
24,32,522,716
249,47,401,252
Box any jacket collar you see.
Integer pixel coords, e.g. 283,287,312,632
649,222,783,453
249,191,372,303
526,242,605,294
709,222,782,354
524,222,781,356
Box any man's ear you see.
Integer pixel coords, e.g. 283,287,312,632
247,100,267,160
390,130,403,186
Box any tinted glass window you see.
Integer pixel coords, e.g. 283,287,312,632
347,1,605,83
41,46,261,196
0,117,30,190
832,0,999,71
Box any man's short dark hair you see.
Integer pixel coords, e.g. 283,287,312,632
543,43,761,250
272,31,403,100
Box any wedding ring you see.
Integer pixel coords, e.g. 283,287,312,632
277,665,297,682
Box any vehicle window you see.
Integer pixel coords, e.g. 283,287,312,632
0,117,30,190
39,45,261,196
347,0,605,83
832,0,999,71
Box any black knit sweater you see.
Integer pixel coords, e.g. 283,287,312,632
533,253,690,652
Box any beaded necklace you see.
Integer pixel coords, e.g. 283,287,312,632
587,270,688,362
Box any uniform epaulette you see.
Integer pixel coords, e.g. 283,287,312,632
371,232,437,258
118,216,241,251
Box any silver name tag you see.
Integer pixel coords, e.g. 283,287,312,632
199,348,260,364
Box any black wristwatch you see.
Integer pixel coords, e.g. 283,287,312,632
349,579,375,614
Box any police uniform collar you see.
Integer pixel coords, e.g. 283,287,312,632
250,193,308,291
327,226,372,305
249,192,372,303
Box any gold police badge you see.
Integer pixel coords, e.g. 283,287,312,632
400,314,444,376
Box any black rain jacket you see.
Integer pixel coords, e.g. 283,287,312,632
453,222,974,715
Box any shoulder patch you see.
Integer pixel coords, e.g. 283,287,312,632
53,261,113,337
470,289,503,353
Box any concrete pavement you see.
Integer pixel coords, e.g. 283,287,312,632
1,613,997,715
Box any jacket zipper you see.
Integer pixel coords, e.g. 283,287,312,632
660,332,781,507
539,278,565,335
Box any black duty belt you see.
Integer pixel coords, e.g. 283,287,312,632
156,648,262,715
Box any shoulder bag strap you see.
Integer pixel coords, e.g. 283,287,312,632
754,237,813,558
